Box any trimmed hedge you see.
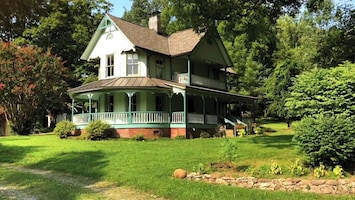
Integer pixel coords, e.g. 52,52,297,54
85,120,111,140
53,121,76,139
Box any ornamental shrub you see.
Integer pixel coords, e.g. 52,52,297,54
332,165,345,178
269,160,283,175
220,139,238,162
53,121,76,139
290,159,306,176
293,114,355,167
313,164,326,178
85,120,111,140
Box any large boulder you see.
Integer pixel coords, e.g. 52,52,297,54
173,169,187,179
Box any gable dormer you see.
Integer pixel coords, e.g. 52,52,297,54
81,15,150,80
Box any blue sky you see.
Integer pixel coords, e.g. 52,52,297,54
108,0,353,18
109,0,132,17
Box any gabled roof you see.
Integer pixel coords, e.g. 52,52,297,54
168,29,205,56
108,14,204,56
108,14,171,55
82,14,206,60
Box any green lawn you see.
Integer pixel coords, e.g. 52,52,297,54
0,122,352,199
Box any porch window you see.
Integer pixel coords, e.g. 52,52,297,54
131,94,137,111
156,59,164,79
156,95,163,111
127,53,138,75
107,95,114,112
106,54,114,77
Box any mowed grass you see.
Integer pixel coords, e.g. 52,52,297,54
0,167,103,200
0,122,352,200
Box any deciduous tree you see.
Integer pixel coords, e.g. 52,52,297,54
19,0,112,86
285,62,355,118
0,42,68,135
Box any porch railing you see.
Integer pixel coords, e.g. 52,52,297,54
132,112,170,123
72,112,218,125
72,113,89,125
206,115,218,124
174,73,226,90
92,112,129,124
172,112,184,123
187,113,204,124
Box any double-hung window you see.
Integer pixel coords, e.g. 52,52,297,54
106,54,114,77
127,54,138,75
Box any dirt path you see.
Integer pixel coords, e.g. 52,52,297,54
0,163,165,200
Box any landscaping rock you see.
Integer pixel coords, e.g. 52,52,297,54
186,173,355,195
173,169,187,179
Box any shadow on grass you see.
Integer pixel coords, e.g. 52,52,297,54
27,151,108,180
0,144,39,163
0,168,100,200
251,134,295,149
236,165,250,172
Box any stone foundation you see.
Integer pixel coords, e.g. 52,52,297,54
186,173,355,194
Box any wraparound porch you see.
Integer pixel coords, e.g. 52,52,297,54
72,111,218,126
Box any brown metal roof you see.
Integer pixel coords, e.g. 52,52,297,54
68,77,183,95
107,14,203,56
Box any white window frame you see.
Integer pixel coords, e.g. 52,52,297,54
127,53,138,76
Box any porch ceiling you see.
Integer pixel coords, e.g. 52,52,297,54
68,77,185,97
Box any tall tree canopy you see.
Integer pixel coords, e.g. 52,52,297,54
0,42,68,135
0,0,48,41
264,14,321,118
19,0,113,86
122,0,188,34
285,62,355,119
169,0,304,33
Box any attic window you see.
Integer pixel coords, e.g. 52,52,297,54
106,33,113,40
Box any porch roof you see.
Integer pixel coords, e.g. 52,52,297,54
68,77,184,97
186,85,258,103
68,77,257,102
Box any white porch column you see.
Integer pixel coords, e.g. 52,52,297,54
87,93,93,122
126,91,135,124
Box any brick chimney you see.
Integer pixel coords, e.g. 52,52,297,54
148,11,161,34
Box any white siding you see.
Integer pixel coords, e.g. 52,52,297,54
89,29,149,80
